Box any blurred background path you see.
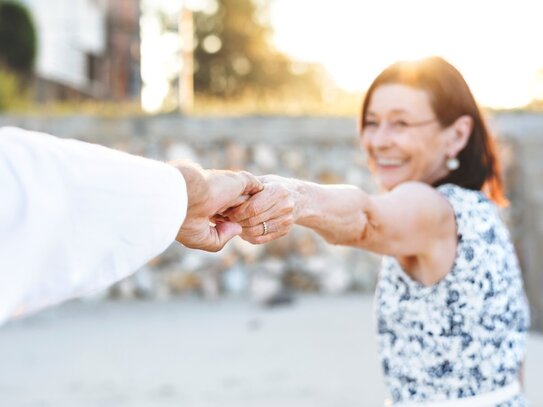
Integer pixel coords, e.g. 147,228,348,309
0,295,541,407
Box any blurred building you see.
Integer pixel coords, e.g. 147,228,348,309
20,0,140,102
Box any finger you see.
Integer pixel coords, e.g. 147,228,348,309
211,213,229,224
223,187,277,222
215,221,242,248
257,174,279,184
236,201,293,228
204,221,242,252
240,171,264,195
216,194,251,214
240,214,294,238
206,171,261,215
240,229,289,245
226,182,293,223
215,171,262,197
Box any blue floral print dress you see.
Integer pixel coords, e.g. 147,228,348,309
375,184,530,406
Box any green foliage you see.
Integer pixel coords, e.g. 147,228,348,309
0,0,37,74
193,0,325,99
0,69,29,111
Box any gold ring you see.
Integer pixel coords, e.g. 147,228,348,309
262,221,269,236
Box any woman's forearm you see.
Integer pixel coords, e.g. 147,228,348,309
227,175,373,247
293,180,371,247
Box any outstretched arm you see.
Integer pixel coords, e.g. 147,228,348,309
225,175,455,258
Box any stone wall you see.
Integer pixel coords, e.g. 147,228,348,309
0,115,382,305
1,114,542,326
492,113,543,331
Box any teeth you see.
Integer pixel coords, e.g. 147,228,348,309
376,158,405,166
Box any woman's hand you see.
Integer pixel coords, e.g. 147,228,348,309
222,175,302,244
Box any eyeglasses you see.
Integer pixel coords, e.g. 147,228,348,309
362,118,438,135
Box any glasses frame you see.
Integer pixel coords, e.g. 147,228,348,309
362,117,438,135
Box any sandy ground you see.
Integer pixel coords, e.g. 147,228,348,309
0,295,542,407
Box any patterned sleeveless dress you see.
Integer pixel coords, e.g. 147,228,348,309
374,184,530,406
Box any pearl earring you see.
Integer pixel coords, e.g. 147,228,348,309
446,157,460,171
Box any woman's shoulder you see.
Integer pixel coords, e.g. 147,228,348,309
436,183,493,214
436,183,488,202
436,183,504,237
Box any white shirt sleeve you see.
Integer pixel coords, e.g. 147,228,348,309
0,127,187,324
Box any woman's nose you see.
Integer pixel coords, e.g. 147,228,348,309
366,123,394,149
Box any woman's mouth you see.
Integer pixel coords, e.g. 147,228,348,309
375,157,407,168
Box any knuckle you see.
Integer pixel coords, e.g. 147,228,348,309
226,214,239,223
248,216,263,227
245,204,257,218
224,208,239,220
247,229,258,237
287,198,295,210
280,206,291,216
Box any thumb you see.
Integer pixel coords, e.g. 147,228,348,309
240,171,264,195
208,221,242,251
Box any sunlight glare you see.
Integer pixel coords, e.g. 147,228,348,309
270,0,543,109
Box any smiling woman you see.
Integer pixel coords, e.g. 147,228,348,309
361,85,447,190
359,57,506,205
224,56,530,406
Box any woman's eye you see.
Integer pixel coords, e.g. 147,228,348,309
365,120,379,127
393,120,409,129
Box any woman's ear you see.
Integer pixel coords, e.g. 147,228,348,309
447,115,473,157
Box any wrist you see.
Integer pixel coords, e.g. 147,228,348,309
169,160,209,214
291,179,313,224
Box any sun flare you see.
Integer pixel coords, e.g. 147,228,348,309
270,0,543,109
142,0,543,111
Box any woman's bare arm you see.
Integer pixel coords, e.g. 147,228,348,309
227,176,455,259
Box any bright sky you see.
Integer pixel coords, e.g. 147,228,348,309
141,0,543,111
270,0,543,109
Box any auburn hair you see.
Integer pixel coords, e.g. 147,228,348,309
359,56,507,206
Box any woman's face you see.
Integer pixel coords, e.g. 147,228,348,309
361,84,451,191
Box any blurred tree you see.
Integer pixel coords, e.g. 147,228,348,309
193,0,324,99
0,0,37,75
0,68,29,111
0,1,35,111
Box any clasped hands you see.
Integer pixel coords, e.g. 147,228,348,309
172,161,298,252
